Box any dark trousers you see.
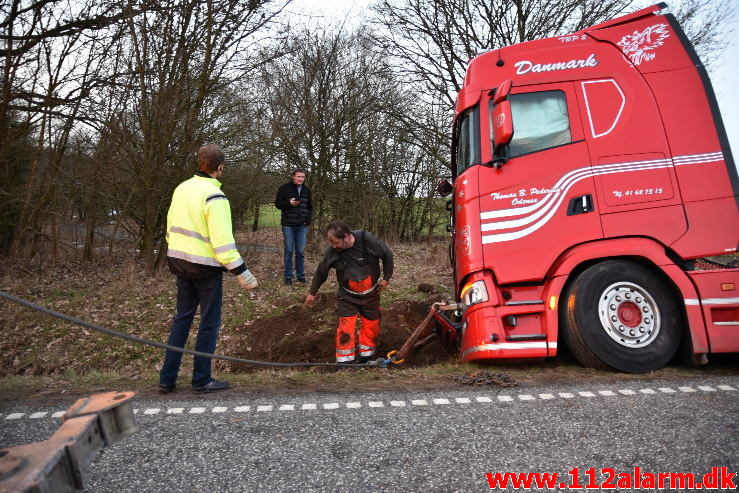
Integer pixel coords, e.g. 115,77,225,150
160,273,223,387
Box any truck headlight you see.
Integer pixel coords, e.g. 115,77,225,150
459,280,489,312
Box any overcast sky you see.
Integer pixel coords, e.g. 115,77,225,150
711,12,739,160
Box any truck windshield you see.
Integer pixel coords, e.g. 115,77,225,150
455,105,481,176
490,90,571,158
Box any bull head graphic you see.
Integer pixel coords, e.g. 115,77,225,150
617,23,670,65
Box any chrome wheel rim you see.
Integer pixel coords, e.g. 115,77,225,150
598,282,660,348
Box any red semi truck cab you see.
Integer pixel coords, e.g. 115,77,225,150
434,3,739,372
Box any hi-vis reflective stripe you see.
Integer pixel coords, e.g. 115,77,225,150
480,152,724,245
214,243,237,254
462,341,551,359
170,226,210,243
359,344,375,356
685,297,739,306
167,248,222,267
169,227,237,253
223,257,245,271
205,193,227,203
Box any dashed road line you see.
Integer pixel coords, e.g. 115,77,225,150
2,383,736,421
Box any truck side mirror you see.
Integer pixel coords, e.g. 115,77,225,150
492,100,513,166
437,178,453,197
492,79,512,105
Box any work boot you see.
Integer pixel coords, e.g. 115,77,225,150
356,353,375,364
192,378,229,393
159,383,176,393
285,278,292,286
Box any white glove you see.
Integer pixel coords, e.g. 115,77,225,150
236,269,258,290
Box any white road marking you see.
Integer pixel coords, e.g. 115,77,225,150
4,380,737,422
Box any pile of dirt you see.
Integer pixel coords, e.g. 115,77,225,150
229,293,458,372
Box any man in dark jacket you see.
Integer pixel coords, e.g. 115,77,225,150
275,169,313,285
304,220,393,363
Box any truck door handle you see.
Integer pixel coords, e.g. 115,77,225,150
567,194,594,216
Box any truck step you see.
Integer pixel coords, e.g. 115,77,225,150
506,334,547,341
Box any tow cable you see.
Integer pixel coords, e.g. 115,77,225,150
0,290,395,370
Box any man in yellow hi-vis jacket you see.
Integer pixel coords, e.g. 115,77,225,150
160,144,258,394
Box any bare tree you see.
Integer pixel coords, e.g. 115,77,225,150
98,0,289,272
668,0,737,66
0,0,290,267
257,24,450,241
370,0,736,109
0,0,140,258
259,27,386,241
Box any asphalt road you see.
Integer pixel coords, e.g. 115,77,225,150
1,375,738,492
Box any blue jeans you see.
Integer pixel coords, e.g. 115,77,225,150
160,273,223,387
282,225,307,280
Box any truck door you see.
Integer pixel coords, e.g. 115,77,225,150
480,83,601,284
451,103,485,297
574,77,686,244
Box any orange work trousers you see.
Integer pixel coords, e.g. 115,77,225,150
335,292,380,363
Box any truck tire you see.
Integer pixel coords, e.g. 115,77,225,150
561,260,681,373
